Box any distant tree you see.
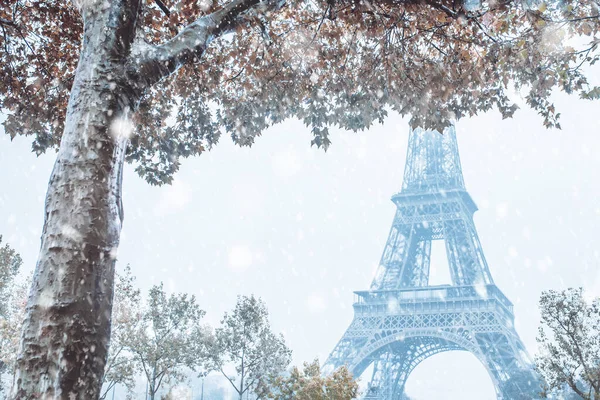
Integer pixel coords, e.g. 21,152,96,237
130,283,210,400
209,295,291,400
536,288,600,400
0,236,22,318
0,237,23,396
267,359,359,400
163,384,193,399
501,368,543,400
0,277,28,397
99,265,142,400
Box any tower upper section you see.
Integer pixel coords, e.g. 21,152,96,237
401,126,465,194
369,124,494,290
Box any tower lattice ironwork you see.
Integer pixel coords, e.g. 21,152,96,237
324,126,533,399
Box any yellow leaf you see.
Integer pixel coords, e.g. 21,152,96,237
538,2,547,13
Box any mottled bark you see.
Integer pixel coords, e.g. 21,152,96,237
10,0,283,397
10,0,140,397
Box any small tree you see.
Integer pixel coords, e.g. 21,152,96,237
99,265,142,400
0,236,22,318
210,295,291,400
536,288,600,400
267,359,359,400
0,279,28,397
130,283,210,400
0,237,23,396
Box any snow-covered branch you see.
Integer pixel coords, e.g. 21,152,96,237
127,0,284,89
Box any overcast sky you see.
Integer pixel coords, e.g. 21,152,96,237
1,87,600,399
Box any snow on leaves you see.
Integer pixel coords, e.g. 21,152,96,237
1,0,599,185
535,288,600,399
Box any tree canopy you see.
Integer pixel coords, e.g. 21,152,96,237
209,295,291,400
99,265,141,400
129,283,210,400
536,288,600,400
0,277,28,396
2,0,599,184
0,236,22,318
267,359,359,400
0,237,25,396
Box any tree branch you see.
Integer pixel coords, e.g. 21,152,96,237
127,0,285,89
219,366,242,394
155,369,168,392
550,307,596,392
137,352,152,385
0,17,17,28
425,0,458,18
154,0,171,16
242,375,259,393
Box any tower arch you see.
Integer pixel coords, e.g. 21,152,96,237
352,331,502,399
324,125,535,399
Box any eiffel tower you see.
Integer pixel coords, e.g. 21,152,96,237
324,126,534,399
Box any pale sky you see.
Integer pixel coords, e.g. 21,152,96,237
1,88,600,399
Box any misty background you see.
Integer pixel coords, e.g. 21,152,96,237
1,89,599,398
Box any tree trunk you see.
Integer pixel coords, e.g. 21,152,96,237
11,0,140,398
7,0,262,395
239,349,245,400
149,365,156,400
